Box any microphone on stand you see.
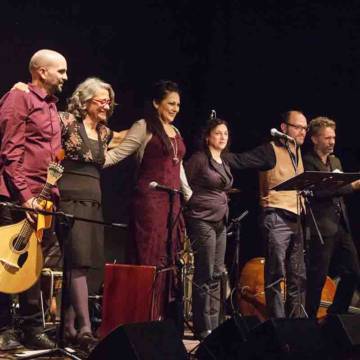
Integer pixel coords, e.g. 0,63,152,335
149,181,182,195
210,109,217,121
270,128,296,143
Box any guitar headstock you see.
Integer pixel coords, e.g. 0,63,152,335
47,162,64,186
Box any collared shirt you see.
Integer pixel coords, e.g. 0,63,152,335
0,83,61,203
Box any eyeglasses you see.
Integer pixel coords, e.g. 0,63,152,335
91,98,112,107
286,122,309,132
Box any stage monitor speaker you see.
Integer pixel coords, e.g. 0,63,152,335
196,314,260,359
248,318,325,360
321,314,360,355
100,263,157,338
88,320,187,360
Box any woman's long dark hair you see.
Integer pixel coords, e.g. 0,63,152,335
144,80,180,155
202,118,230,159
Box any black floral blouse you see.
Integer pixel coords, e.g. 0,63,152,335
59,111,113,165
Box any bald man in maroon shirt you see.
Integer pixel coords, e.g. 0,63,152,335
0,49,68,350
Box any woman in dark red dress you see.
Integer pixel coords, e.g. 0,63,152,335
105,80,192,329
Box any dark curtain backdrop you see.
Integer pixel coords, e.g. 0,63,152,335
1,0,359,272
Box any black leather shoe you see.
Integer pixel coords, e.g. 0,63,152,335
22,331,56,349
0,328,22,351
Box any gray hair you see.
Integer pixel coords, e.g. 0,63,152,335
309,116,336,136
66,77,115,119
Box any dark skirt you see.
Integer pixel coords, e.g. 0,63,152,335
58,199,104,269
57,163,104,269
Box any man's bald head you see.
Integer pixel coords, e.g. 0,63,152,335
29,49,65,73
29,49,68,95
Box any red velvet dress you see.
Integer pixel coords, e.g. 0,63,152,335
129,132,185,319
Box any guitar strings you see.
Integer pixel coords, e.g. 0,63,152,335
13,183,51,250
3,184,50,274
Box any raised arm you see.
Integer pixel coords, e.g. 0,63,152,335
107,130,129,149
104,119,148,167
224,143,276,171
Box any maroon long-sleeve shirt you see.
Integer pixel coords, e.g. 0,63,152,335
0,84,61,203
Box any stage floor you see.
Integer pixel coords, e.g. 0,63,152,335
0,329,200,360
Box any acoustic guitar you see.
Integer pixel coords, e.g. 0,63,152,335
0,162,63,294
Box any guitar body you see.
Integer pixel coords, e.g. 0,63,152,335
0,219,43,294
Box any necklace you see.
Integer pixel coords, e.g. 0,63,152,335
170,136,179,164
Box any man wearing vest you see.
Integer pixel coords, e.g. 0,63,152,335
304,117,360,318
224,110,308,318
259,110,308,318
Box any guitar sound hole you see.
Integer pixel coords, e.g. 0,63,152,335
18,252,28,268
12,236,27,251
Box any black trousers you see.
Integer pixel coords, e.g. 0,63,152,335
306,220,360,318
0,196,57,331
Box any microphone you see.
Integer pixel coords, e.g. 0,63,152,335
270,128,295,143
210,109,216,121
149,181,182,195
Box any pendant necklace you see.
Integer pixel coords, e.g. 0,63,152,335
170,136,179,164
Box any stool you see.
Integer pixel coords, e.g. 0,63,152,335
40,268,63,326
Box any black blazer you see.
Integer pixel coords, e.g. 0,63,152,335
184,151,233,222
303,150,353,237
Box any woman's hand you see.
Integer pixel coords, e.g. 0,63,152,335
108,130,128,149
11,82,29,93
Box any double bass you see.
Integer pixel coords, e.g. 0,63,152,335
237,257,357,321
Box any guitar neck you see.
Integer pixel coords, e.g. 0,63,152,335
18,181,54,246
23,182,53,234
38,182,54,201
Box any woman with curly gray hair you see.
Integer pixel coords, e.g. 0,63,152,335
56,77,126,351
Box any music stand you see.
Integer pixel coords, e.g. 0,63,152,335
272,171,360,192
271,171,360,318
272,171,360,245
0,202,127,359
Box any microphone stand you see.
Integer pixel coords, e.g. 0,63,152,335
227,210,249,315
167,191,189,336
147,188,184,334
0,202,127,359
188,210,250,359
280,142,308,319
299,190,324,246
